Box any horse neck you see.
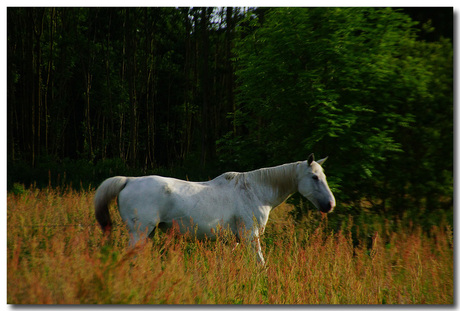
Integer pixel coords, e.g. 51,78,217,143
245,162,299,208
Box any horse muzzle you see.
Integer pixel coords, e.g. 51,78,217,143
319,199,335,213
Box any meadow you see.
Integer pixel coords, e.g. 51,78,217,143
7,186,453,304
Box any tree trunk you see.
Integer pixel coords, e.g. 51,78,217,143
200,8,210,167
126,9,138,167
144,9,155,169
44,8,55,154
183,8,192,161
226,7,236,135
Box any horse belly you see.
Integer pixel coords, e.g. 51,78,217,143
163,188,237,240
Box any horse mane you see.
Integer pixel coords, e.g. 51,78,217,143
224,162,299,197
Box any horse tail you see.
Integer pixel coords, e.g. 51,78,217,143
94,176,130,234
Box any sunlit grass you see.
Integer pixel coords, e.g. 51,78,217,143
7,187,453,304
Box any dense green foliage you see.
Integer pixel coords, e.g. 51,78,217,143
7,8,453,222
227,8,453,217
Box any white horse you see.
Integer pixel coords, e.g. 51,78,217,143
94,153,335,265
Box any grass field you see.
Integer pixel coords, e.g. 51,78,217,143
7,186,453,304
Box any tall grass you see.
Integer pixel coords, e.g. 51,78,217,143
7,187,453,304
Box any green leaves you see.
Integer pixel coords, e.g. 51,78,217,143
227,7,452,213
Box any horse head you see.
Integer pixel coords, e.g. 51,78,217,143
297,153,336,213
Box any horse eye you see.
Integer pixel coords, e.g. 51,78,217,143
312,175,319,180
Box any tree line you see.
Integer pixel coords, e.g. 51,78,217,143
8,7,242,169
7,7,453,220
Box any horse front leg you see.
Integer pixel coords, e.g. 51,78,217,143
248,230,265,266
253,237,265,266
233,216,266,265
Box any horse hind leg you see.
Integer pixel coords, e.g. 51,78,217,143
125,216,157,248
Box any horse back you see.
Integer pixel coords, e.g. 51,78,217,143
118,175,236,218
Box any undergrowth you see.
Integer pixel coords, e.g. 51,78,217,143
7,187,453,304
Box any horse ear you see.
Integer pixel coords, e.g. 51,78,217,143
316,156,329,166
307,153,314,166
